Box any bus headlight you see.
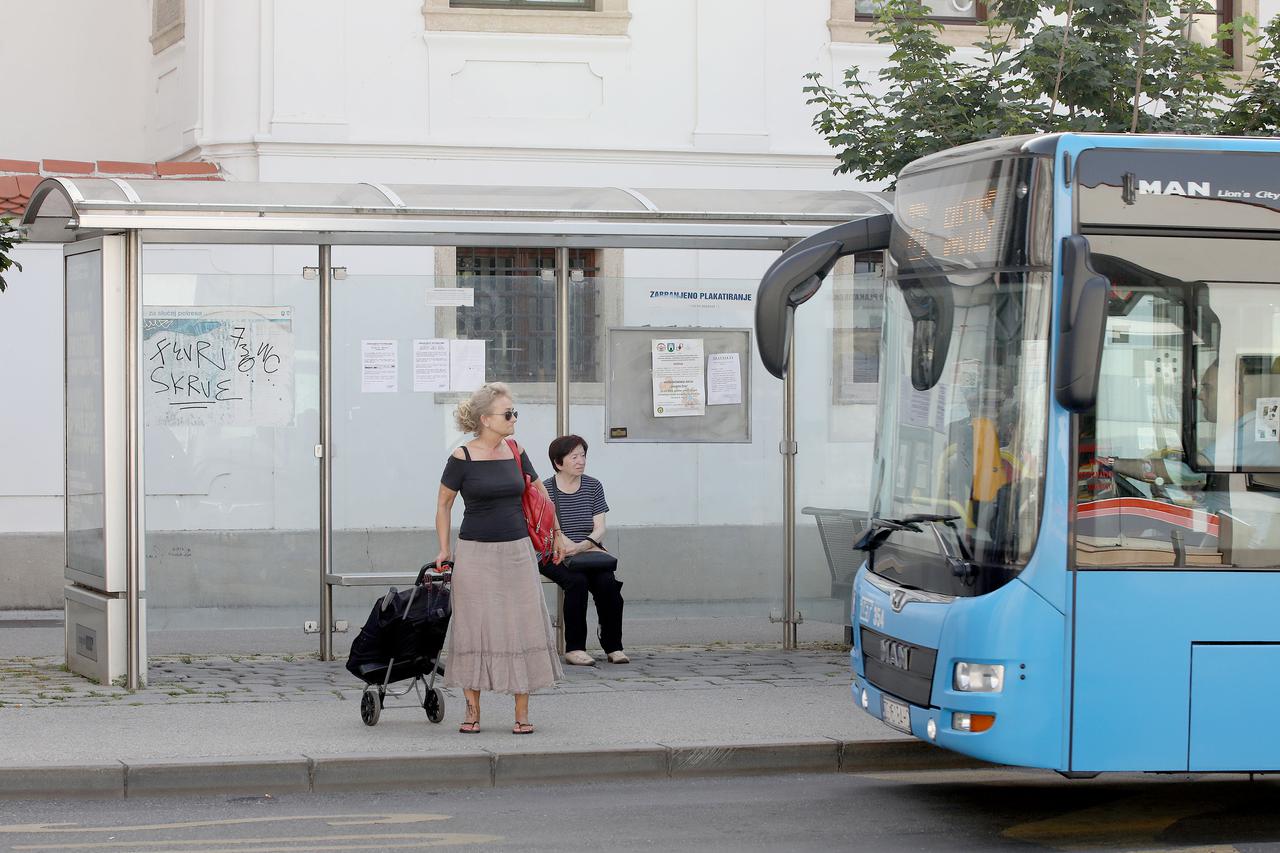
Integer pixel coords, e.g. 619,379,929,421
953,662,1005,692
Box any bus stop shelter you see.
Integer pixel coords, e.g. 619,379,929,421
21,177,890,688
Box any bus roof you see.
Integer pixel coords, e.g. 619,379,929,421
901,132,1280,180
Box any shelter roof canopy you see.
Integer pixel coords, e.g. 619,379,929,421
21,177,892,250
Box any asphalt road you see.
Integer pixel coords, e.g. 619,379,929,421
3,768,1280,852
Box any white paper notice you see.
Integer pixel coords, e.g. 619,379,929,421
450,339,486,392
424,288,475,308
413,339,450,393
361,340,398,393
706,352,742,405
651,338,705,417
1256,397,1280,442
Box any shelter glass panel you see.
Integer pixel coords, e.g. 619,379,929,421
66,249,106,580
142,257,319,643
795,256,885,641
327,267,559,631
567,268,785,642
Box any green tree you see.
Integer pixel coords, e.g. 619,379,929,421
806,0,1280,186
0,216,22,293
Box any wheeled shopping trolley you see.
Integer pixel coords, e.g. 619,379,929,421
345,562,453,726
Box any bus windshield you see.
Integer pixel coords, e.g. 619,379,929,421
869,270,1053,594
1076,235,1280,569
867,154,1054,595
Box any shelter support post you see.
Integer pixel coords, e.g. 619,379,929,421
552,247,569,654
125,230,145,689
319,246,334,661
782,312,798,650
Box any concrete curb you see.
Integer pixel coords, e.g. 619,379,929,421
0,739,993,800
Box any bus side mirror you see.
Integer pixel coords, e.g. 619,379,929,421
755,240,842,378
1055,235,1109,412
755,214,893,379
902,277,954,391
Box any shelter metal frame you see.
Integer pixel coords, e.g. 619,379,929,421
24,176,892,686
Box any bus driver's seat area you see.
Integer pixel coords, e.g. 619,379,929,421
934,395,1023,563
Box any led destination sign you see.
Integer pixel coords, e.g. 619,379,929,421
890,157,1049,274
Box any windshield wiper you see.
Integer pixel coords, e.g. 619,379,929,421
854,516,924,553
855,513,977,582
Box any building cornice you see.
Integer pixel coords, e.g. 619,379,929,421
191,140,849,172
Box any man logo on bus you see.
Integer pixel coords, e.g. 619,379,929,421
1137,180,1211,197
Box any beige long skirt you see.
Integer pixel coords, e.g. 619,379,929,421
444,537,564,694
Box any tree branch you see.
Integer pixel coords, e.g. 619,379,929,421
1132,0,1151,133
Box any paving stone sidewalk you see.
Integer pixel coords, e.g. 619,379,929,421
0,645,853,709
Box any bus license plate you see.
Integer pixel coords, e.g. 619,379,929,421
882,696,911,733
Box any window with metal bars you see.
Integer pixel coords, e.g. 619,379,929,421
855,0,987,23
1183,0,1235,63
451,0,595,8
1213,0,1236,62
455,248,601,384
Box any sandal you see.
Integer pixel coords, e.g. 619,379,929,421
459,704,481,734
512,721,535,735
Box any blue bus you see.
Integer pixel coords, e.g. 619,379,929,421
756,133,1280,774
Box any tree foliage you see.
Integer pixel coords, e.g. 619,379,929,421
806,0,1280,186
0,217,22,294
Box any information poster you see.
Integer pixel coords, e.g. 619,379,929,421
651,338,705,417
450,339,486,392
413,339,450,392
424,288,475,307
1256,397,1280,442
707,352,742,405
143,306,294,427
361,340,398,393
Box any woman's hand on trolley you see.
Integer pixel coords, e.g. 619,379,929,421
433,550,452,571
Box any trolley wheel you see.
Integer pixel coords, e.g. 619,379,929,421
361,688,382,726
424,686,445,723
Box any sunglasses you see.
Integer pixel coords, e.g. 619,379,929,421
489,409,518,421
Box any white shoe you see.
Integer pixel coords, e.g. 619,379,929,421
564,650,597,666
607,650,630,664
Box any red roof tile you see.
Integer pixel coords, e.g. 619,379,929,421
0,157,222,219
42,159,95,175
15,175,42,195
156,161,219,177
97,160,158,177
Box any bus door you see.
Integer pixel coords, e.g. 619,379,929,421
1069,235,1280,772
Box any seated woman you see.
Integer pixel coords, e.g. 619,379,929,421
541,434,628,665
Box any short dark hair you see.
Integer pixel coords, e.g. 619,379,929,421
548,434,588,472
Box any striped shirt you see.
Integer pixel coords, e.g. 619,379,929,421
543,474,609,542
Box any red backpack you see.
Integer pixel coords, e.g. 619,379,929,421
507,439,559,563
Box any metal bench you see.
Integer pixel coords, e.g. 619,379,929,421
800,506,870,645
326,571,566,654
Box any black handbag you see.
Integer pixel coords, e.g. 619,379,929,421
563,549,618,573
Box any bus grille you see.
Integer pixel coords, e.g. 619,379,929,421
860,626,938,707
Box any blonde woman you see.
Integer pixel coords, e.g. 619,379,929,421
435,382,566,734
